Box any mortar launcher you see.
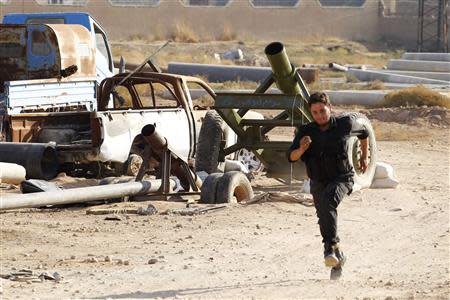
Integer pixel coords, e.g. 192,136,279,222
214,42,312,181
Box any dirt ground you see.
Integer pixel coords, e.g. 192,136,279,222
0,107,449,300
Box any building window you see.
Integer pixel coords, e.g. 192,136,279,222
250,0,300,7
318,0,366,7
108,0,160,7
35,0,89,5
180,0,231,6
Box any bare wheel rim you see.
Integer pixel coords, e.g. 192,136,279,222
236,149,263,172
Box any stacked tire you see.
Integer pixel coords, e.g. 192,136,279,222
200,171,253,204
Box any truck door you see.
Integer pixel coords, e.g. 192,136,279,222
92,23,113,83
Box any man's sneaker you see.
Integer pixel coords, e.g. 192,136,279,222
324,243,339,267
334,246,346,267
324,243,345,268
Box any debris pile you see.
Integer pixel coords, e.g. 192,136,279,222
0,269,62,284
244,191,313,206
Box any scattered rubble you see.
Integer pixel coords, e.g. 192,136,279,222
0,269,62,284
162,205,227,216
244,191,313,206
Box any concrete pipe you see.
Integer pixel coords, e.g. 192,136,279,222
401,53,450,62
0,142,58,180
387,59,450,73
167,62,319,84
0,162,26,185
0,180,163,211
328,63,348,72
347,69,450,85
379,70,450,82
324,90,387,106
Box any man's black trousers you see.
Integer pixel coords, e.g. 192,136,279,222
310,180,353,245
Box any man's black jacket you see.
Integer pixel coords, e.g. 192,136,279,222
287,115,369,183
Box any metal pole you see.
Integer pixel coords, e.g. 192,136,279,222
0,180,163,211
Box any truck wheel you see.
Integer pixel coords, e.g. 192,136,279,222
345,112,377,189
215,171,254,204
235,148,264,173
200,173,223,204
195,110,224,174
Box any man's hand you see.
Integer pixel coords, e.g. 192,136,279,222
300,136,312,151
289,136,312,162
359,156,368,173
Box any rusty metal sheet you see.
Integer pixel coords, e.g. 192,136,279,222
47,24,96,78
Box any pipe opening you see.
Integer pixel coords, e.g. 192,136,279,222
265,42,284,56
141,124,156,137
40,146,58,180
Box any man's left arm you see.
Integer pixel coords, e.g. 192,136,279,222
348,116,370,173
359,137,369,173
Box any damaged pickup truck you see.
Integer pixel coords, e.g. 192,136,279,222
3,70,261,178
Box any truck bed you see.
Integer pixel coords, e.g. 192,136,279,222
7,111,95,163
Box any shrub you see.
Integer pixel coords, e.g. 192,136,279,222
171,22,199,43
382,86,450,108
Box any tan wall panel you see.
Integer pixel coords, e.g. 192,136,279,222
3,1,446,49
1,0,381,42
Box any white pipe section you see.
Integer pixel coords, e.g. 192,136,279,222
347,69,450,85
401,53,450,62
0,180,163,210
379,70,450,82
0,163,26,185
387,59,450,73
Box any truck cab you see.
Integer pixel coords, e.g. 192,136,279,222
2,12,114,84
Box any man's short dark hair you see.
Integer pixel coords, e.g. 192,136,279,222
308,92,330,107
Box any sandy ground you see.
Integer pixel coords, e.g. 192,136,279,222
0,115,449,299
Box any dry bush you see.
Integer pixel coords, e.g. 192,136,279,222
362,80,386,90
382,86,450,108
218,24,237,41
170,22,199,43
345,73,360,83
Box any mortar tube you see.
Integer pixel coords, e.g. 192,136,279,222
264,41,302,95
141,124,201,191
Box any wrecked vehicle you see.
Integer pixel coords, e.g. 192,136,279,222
0,12,262,179
1,13,114,141
2,70,263,178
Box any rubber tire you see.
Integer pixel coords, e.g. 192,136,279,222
200,173,223,204
343,112,377,189
195,110,224,174
215,171,254,204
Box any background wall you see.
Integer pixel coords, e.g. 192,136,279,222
0,0,448,51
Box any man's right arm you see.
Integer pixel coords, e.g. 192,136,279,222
287,127,311,162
